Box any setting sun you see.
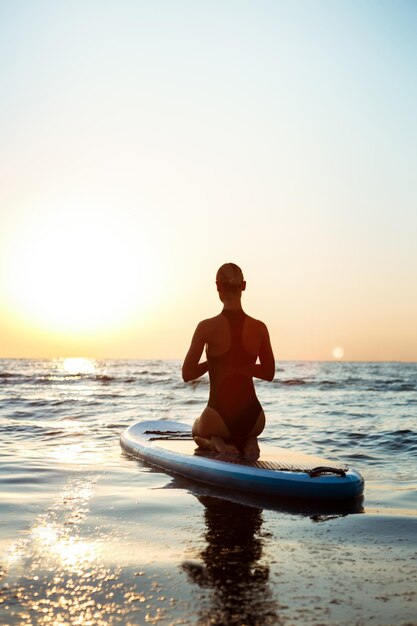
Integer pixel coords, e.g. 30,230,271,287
2,207,161,337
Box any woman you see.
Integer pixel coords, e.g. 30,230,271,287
182,263,275,460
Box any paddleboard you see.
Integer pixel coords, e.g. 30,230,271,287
120,420,364,501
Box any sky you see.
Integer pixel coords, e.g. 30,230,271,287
1,0,416,361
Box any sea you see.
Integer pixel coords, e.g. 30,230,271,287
1,358,416,625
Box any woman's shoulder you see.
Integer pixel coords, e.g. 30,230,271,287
196,314,224,332
244,312,268,327
244,314,270,337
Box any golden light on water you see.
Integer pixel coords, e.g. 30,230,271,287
1,477,172,625
62,357,97,375
2,478,123,625
31,522,97,571
49,442,103,466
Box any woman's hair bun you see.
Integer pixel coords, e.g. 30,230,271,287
216,263,244,291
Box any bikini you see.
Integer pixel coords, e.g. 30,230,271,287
207,309,262,451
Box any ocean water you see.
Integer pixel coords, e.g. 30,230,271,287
1,358,416,625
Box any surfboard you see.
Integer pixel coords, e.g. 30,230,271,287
120,420,364,501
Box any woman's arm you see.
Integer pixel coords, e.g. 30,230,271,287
182,322,209,382
252,326,275,382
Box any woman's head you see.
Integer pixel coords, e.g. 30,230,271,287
216,263,246,293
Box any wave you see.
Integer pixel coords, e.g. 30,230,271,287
274,376,416,392
281,378,307,386
0,371,179,387
339,428,417,456
376,429,417,451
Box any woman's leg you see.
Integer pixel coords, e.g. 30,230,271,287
242,410,265,460
192,406,239,455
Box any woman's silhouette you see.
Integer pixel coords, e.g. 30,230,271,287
182,263,275,459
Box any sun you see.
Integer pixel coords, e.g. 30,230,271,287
2,207,160,336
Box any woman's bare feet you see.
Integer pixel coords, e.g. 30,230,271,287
194,435,239,456
211,436,240,456
243,436,260,461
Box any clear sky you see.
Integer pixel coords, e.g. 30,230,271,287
1,0,416,361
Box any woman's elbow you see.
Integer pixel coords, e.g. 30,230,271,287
265,362,275,382
182,365,192,383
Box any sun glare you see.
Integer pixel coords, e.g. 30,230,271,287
2,208,161,336
332,346,344,360
62,357,97,375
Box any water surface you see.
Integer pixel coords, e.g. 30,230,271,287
1,359,416,624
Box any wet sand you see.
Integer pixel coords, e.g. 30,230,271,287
1,455,417,626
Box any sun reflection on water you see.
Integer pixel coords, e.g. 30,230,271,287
0,477,136,625
1,473,198,626
31,522,97,571
61,358,97,376
49,443,101,466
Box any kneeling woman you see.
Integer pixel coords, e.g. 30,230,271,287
182,263,275,460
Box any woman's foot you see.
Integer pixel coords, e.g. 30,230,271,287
243,436,260,461
194,435,239,456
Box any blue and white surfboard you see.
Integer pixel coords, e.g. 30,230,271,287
120,420,364,501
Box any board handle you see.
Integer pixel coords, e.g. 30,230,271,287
309,466,347,478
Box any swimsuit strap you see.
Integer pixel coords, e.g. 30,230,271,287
220,309,251,366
